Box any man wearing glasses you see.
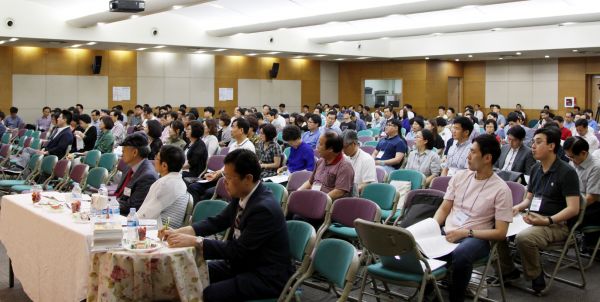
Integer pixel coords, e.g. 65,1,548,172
372,119,407,173
301,114,322,149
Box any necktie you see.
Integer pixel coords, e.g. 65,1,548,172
233,204,244,239
115,169,134,198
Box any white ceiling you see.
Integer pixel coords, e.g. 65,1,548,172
5,0,600,60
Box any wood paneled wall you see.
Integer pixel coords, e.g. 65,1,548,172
214,55,320,115
0,46,137,113
338,60,462,116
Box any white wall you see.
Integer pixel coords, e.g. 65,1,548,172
137,52,214,108
238,79,302,113
12,74,108,123
485,59,558,110
320,61,339,104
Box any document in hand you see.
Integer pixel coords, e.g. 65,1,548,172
263,175,289,184
405,218,458,259
507,214,532,237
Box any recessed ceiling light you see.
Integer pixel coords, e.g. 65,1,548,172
572,49,579,52
380,37,389,40
468,54,473,58
209,3,224,9
499,57,504,60
559,22,576,26
9,38,18,42
387,14,400,18
266,51,280,55
335,58,345,61
130,15,139,19
491,28,503,32
86,42,97,46
455,59,460,62
172,5,183,10
247,53,257,56
431,33,443,36
153,45,166,49
314,54,327,57
0,41,5,45
425,57,430,60
136,48,147,51
357,57,370,60
213,49,226,52
516,52,522,55
71,44,82,48
194,50,206,54
544,55,550,58
293,56,304,59
97,22,106,26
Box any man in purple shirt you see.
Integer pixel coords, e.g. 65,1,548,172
278,125,314,174
36,107,52,132
4,107,24,129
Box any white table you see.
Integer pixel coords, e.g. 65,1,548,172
0,194,94,302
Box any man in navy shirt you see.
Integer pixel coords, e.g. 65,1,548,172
372,119,407,173
301,114,321,149
278,125,315,174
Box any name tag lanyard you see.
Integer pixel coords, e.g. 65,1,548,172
529,169,552,211
459,174,491,213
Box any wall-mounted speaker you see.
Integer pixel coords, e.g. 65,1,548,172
92,56,102,74
269,62,279,78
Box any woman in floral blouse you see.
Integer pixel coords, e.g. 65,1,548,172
257,123,282,178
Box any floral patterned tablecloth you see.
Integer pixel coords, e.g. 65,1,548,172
87,246,209,302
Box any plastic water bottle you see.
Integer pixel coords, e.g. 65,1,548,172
99,184,109,219
71,182,82,212
108,198,120,225
126,208,139,242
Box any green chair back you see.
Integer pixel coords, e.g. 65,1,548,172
83,150,102,168
27,154,43,171
1,132,10,144
191,200,229,224
40,155,58,176
401,127,406,137
283,147,291,159
84,167,108,189
286,220,316,263
263,182,287,206
31,131,41,139
16,136,26,148
370,127,381,136
527,119,539,129
29,139,41,150
363,141,378,147
97,153,118,172
388,169,424,190
313,239,357,288
277,132,284,143
357,129,373,137
24,130,33,137
361,183,396,211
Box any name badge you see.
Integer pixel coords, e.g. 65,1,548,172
311,182,322,191
530,196,542,211
376,150,385,159
124,187,131,197
454,210,470,226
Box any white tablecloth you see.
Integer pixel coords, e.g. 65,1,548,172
0,194,93,302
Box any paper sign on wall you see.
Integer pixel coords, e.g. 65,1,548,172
219,88,234,101
112,86,131,101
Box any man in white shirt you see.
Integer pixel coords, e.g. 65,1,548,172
110,109,126,146
227,118,256,153
436,117,452,146
574,119,599,153
138,145,188,229
341,130,377,194
160,112,177,144
474,104,485,122
266,109,286,132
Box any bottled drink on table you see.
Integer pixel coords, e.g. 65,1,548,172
31,185,42,203
71,182,82,209
98,184,109,219
108,198,120,226
126,208,139,242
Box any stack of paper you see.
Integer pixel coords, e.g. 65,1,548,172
406,218,458,259
92,222,123,250
507,214,532,237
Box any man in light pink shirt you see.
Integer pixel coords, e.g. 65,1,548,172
433,134,513,302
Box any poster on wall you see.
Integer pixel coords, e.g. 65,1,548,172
219,88,234,101
564,96,575,108
112,86,131,101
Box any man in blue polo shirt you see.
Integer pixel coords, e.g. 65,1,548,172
372,119,407,173
301,114,321,149
278,125,315,174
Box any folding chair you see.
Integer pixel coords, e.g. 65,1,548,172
97,153,118,178
279,220,317,302
211,177,232,202
471,242,507,302
358,136,374,144
429,176,451,192
56,164,89,192
326,197,381,241
286,190,332,242
82,150,101,168
286,170,312,193
191,199,229,240
363,141,378,148
10,156,63,193
206,155,226,173
375,166,387,183
357,129,373,137
82,167,109,193
262,182,288,213
505,181,526,206
388,169,425,190
181,194,194,227
0,154,42,191
360,145,375,156
360,182,399,224
219,147,229,156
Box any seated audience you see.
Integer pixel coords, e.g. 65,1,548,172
299,132,354,201
373,119,407,173
228,118,256,153
553,115,572,141
495,125,535,175
500,127,580,293
301,114,322,149
442,117,474,176
405,116,424,141
320,110,342,135
432,134,512,302
266,109,286,132
484,119,501,143
425,118,445,154
405,129,441,186
137,145,188,229
165,120,187,150
4,106,24,129
160,111,177,144
115,132,159,213
246,115,260,148
94,116,115,154
257,124,282,178
182,121,208,179
278,125,315,174
341,130,376,194
163,149,292,301
218,114,232,147
339,110,356,131
202,119,219,156
73,114,97,152
145,119,163,160
574,118,599,154
110,109,126,146
37,106,52,132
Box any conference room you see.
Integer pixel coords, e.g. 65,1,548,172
1,0,600,301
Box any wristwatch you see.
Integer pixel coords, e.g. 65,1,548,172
468,229,474,238
547,216,554,225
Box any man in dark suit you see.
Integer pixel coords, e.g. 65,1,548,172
115,132,159,213
164,149,292,302
495,125,536,175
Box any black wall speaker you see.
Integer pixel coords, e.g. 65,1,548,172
269,62,279,78
92,56,102,74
